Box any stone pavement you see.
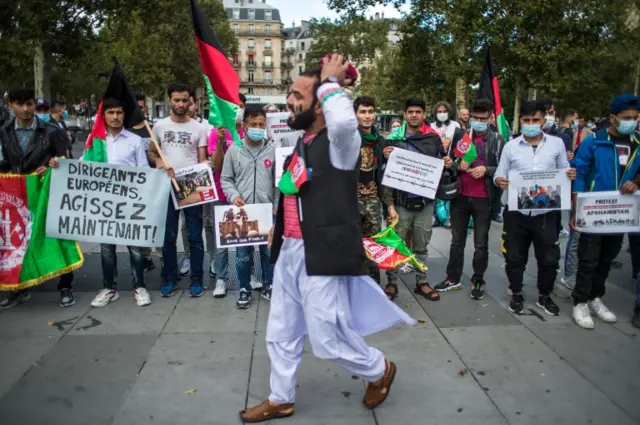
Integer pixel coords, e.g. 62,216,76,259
1,224,639,425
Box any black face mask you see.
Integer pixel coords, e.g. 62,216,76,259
287,102,317,130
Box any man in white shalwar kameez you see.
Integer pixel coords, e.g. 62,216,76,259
240,54,416,423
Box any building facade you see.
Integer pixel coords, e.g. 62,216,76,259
224,0,291,97
283,20,313,82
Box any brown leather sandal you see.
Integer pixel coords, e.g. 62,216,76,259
239,400,295,423
384,284,398,301
363,359,397,409
414,282,440,301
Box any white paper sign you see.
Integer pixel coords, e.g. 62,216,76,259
170,163,218,210
266,112,302,148
381,148,445,199
46,159,170,247
214,203,273,248
575,191,640,233
508,169,571,212
275,146,294,187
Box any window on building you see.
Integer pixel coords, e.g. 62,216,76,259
248,87,254,94
248,54,254,64
265,25,271,35
232,8,239,19
298,53,302,60
248,39,254,48
248,70,254,82
301,42,305,51
265,39,271,49
264,56,272,66
233,54,239,64
265,10,272,20
265,71,272,83
248,24,254,34
233,24,239,34
298,66,302,74
248,9,255,20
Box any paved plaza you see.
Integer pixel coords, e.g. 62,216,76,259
1,223,639,425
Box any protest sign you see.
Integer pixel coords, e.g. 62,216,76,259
381,148,445,199
214,203,273,248
46,159,170,247
275,146,294,187
266,112,302,148
575,191,640,233
508,169,571,212
170,163,218,210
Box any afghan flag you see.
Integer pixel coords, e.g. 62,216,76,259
363,224,426,272
477,46,510,141
279,151,309,195
83,58,143,162
190,0,242,148
453,131,478,163
0,172,83,291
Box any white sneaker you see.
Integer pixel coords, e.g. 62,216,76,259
213,280,227,298
560,276,575,290
91,289,119,308
559,229,570,237
250,276,263,291
134,288,152,307
507,287,513,296
588,298,617,323
573,303,595,329
180,259,191,276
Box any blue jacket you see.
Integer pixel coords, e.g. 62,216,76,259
573,129,640,193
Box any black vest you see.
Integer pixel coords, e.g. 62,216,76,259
270,129,367,276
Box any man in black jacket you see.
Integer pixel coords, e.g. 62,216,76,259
435,98,504,300
0,88,76,309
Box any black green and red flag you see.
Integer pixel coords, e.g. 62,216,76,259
477,46,510,141
190,0,242,148
83,58,143,162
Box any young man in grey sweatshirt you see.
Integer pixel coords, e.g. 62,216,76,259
221,106,278,309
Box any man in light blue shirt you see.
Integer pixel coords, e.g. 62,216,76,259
494,100,576,317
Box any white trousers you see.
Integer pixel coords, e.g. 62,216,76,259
266,238,389,404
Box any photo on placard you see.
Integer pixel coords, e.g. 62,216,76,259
214,203,273,248
170,163,218,209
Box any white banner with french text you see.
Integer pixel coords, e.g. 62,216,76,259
46,159,170,247
381,148,444,200
575,191,640,233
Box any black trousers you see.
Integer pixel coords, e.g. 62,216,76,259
446,195,491,282
572,234,623,305
14,272,73,295
628,233,640,277
503,210,560,296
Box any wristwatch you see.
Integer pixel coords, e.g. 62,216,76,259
321,76,339,85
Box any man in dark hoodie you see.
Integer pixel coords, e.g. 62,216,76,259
382,98,452,301
354,96,396,286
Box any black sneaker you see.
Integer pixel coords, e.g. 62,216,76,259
508,293,525,314
632,307,640,329
434,279,462,292
60,288,76,307
143,258,155,272
470,280,485,300
537,294,560,316
0,290,31,310
236,290,251,309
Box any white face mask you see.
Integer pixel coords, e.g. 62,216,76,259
437,112,449,123
543,115,555,129
235,108,245,124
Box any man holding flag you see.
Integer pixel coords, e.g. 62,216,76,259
435,98,505,300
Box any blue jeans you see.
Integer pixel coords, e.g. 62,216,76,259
212,201,229,281
237,245,273,293
163,200,204,285
101,244,144,289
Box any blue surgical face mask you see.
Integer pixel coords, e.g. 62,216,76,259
469,119,488,133
522,124,542,138
571,120,579,129
36,113,50,122
615,117,637,135
247,127,265,141
63,111,69,120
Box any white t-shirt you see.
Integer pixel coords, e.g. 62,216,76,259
196,116,214,140
152,117,208,169
430,120,461,139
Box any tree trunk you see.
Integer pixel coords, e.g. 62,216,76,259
529,87,537,101
513,80,522,134
33,40,52,100
455,77,466,112
634,55,640,96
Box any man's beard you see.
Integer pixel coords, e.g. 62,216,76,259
287,104,316,130
172,106,187,116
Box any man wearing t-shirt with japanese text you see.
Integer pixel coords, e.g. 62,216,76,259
149,83,209,298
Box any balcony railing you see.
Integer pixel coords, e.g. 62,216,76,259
281,62,293,69
246,61,257,67
240,79,278,86
264,46,272,51
236,29,276,36
263,62,274,68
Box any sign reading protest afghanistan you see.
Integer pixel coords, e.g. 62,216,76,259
575,191,640,234
266,112,302,148
508,169,571,212
46,159,171,247
381,148,445,200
